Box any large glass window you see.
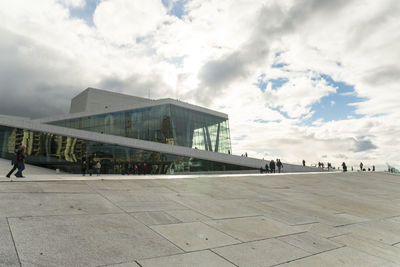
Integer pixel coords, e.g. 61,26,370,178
46,104,232,154
0,126,251,174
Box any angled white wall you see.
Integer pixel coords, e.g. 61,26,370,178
70,87,153,113
0,115,323,173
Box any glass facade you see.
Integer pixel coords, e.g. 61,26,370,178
47,104,232,154
0,126,252,174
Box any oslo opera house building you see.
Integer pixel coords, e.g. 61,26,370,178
0,88,272,174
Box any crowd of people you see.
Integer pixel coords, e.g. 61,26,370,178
3,146,388,177
81,160,102,176
308,160,376,173
260,159,284,173
259,159,381,174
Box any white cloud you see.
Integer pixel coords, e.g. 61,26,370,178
93,0,167,45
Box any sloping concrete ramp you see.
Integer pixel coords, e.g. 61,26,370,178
0,171,399,266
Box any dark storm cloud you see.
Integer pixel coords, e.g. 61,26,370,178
363,65,400,85
351,138,377,152
0,28,84,118
193,0,352,105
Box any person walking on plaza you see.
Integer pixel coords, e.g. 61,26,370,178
269,160,275,173
14,145,26,178
88,160,94,176
6,148,19,178
360,162,364,171
342,162,347,172
277,159,283,173
95,161,101,176
265,162,269,173
302,159,305,167
81,160,87,176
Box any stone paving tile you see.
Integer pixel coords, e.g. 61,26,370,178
388,216,400,224
252,202,317,225
117,200,188,212
277,232,343,254
171,194,264,219
104,261,140,267
306,196,398,220
37,181,95,193
280,247,395,267
297,223,352,238
85,180,146,191
212,238,310,267
131,211,181,226
137,250,236,267
0,182,43,193
9,213,182,266
99,189,172,202
330,234,400,264
205,216,304,242
150,222,240,252
165,209,211,222
0,193,122,217
339,219,400,245
0,218,19,267
267,200,362,227
330,212,369,225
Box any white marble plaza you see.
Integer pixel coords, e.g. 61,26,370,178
1,165,399,266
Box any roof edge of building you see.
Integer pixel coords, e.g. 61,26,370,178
36,98,228,123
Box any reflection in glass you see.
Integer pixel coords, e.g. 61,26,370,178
47,104,232,154
0,126,251,174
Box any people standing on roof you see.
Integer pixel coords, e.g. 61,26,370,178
269,160,275,173
342,162,347,172
95,161,101,176
265,162,269,173
88,160,94,176
82,160,87,176
277,159,283,173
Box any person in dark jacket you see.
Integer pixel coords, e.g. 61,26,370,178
265,162,269,173
6,149,19,178
88,160,93,176
277,159,283,173
14,145,26,178
342,162,347,172
269,160,275,173
82,161,87,176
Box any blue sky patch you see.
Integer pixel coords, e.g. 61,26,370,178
270,106,291,119
253,119,281,123
308,74,366,122
69,0,100,26
162,0,187,19
257,75,289,92
271,63,288,69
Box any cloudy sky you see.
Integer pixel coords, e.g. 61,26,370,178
0,0,399,170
